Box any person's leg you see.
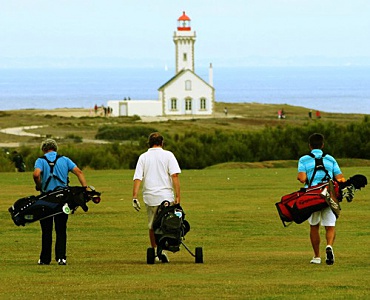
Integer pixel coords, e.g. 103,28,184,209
39,217,53,264
54,213,68,263
310,223,321,258
146,204,169,262
322,207,336,265
325,226,336,246
322,207,336,246
324,226,336,265
146,205,159,247
149,229,156,248
308,211,321,260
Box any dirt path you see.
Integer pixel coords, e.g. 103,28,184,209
0,125,45,137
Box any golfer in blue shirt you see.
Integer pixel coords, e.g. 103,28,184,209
297,133,344,265
33,139,87,265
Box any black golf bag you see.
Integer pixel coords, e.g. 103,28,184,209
147,201,203,264
8,186,101,226
152,200,190,253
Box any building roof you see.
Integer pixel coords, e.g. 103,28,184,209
158,69,214,91
178,11,190,21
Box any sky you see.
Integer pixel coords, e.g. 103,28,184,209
1,0,370,68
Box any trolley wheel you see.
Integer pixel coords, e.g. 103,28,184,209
147,247,155,265
195,247,203,263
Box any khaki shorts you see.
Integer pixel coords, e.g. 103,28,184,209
146,205,160,230
308,206,336,226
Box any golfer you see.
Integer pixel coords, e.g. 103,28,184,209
33,139,87,265
297,133,345,265
132,132,181,263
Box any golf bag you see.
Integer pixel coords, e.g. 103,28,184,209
276,181,337,226
8,186,101,226
276,175,367,227
152,201,190,253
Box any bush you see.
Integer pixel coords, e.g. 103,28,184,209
0,150,16,172
95,125,158,141
4,117,370,171
64,134,83,143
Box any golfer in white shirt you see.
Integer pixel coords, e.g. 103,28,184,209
132,132,181,262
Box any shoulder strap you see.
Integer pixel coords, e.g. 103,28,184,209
307,153,331,187
39,155,66,191
40,154,62,172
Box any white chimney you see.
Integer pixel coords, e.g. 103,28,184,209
209,63,213,87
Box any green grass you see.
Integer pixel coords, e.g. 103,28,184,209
1,167,369,299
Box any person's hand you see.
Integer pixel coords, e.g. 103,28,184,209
132,198,141,211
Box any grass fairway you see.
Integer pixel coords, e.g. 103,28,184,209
1,167,369,299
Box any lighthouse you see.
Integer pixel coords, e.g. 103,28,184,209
173,11,196,73
107,11,214,117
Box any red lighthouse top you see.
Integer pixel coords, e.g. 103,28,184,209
177,11,191,31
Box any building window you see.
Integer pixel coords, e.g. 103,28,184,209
183,53,187,61
171,98,177,110
200,98,206,110
185,80,191,91
185,98,192,111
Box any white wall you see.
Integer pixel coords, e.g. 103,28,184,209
161,72,214,116
107,100,162,117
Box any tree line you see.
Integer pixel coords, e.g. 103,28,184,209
1,116,369,172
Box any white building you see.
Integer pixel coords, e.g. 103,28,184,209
108,11,215,117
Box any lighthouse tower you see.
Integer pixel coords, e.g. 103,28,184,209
173,11,196,73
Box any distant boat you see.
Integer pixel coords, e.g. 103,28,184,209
164,64,168,71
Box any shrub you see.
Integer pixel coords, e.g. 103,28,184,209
5,117,370,171
95,125,158,141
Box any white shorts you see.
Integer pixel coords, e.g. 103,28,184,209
308,206,336,226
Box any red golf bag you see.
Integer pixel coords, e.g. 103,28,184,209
275,181,340,227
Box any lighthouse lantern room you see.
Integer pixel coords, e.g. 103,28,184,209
177,11,191,30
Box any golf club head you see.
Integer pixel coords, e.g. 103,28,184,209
347,174,367,190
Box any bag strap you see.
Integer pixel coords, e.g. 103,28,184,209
307,153,331,187
39,155,67,191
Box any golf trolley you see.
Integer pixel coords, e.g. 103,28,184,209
8,186,101,226
146,201,203,264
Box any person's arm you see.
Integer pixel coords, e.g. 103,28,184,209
297,172,307,184
333,158,345,182
33,168,42,191
71,166,87,187
171,173,181,204
335,173,345,182
132,179,142,211
132,179,142,199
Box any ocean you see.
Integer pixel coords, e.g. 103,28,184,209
0,66,369,114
